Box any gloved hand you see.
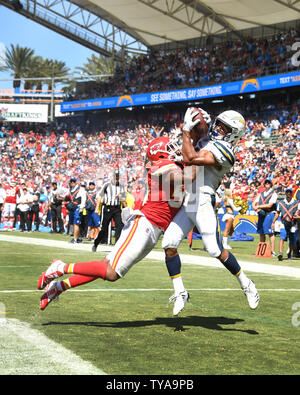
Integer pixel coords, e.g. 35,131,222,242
182,107,201,132
198,108,211,125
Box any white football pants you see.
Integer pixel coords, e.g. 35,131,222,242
162,193,223,258
106,214,163,277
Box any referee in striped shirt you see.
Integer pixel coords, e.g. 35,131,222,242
92,170,126,251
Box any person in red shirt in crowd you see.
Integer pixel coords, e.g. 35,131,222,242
239,178,250,201
2,178,20,231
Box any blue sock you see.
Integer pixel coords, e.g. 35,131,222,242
222,252,241,276
165,254,182,278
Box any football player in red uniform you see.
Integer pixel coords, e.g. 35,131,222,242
2,179,20,231
38,136,186,311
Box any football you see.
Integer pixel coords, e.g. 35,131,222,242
190,107,210,136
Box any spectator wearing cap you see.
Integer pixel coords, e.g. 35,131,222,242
85,181,100,241
272,188,299,261
253,178,278,257
48,181,65,234
65,178,86,244
92,170,126,251
28,184,41,232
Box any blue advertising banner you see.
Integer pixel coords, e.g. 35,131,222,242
60,70,300,112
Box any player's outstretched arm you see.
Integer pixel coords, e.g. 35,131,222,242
182,130,220,169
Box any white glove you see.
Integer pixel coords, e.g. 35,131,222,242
198,108,211,125
182,107,201,132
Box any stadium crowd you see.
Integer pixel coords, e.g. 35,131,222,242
1,24,300,250
67,27,300,101
0,106,299,234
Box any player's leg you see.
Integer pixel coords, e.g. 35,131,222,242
107,215,162,277
39,216,157,287
162,207,193,315
66,216,160,282
196,194,259,309
39,216,160,310
39,256,117,310
40,274,98,311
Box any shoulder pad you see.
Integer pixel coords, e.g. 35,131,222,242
210,140,235,166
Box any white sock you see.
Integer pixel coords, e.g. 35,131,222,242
236,270,249,288
172,276,185,295
223,236,228,245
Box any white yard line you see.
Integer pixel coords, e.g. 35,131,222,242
0,319,106,375
0,288,300,294
1,234,300,279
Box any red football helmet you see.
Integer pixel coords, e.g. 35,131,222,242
147,137,182,162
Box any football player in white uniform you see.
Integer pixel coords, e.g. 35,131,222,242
163,108,260,315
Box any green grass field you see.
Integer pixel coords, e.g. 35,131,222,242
0,232,299,375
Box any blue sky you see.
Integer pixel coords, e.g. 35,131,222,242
0,5,97,89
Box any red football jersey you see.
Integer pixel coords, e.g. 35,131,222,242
4,185,19,204
140,159,183,231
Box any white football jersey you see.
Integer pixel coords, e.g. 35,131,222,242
184,139,235,205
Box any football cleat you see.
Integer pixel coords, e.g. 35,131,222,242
242,280,259,310
40,281,61,311
37,259,65,290
169,290,190,316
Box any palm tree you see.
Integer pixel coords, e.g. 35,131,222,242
43,58,70,90
0,44,35,88
23,56,45,90
75,53,115,80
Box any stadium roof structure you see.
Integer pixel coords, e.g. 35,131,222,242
1,0,300,59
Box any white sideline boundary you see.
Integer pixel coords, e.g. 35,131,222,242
1,234,300,278
0,319,106,375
